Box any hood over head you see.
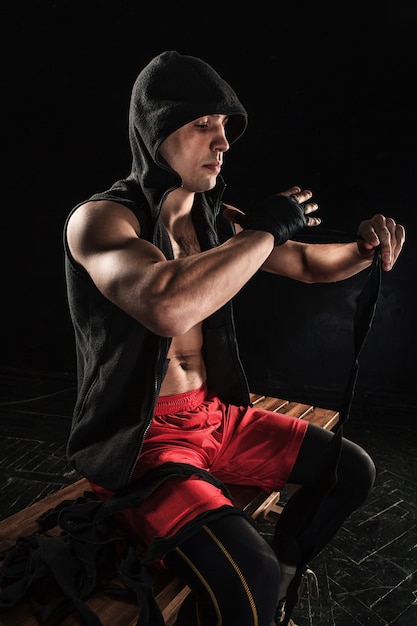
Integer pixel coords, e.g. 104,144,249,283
126,50,248,210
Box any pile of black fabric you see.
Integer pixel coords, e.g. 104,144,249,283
0,463,248,625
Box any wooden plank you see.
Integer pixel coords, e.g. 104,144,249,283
62,590,139,626
248,392,264,404
251,395,289,412
158,581,190,626
277,401,314,418
250,393,339,429
301,406,339,430
250,491,281,520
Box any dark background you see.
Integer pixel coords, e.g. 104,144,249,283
2,1,416,417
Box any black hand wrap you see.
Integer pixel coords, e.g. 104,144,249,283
235,195,307,246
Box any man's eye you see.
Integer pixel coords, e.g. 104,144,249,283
196,123,209,129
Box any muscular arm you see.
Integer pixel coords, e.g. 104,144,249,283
66,200,275,337
261,212,405,282
261,239,374,283
224,199,405,283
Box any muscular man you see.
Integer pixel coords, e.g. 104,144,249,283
64,51,405,625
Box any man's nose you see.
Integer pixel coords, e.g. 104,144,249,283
212,129,229,153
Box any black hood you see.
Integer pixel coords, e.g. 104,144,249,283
126,50,248,212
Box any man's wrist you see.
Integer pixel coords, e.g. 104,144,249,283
356,236,376,260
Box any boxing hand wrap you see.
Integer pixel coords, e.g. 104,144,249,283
235,195,307,246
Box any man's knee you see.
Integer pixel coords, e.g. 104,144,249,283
340,438,376,504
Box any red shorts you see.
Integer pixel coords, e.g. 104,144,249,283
90,384,307,545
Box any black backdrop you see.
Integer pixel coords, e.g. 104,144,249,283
2,1,416,415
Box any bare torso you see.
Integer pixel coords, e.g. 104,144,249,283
159,325,207,396
158,217,207,396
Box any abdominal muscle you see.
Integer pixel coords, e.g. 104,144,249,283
158,323,207,397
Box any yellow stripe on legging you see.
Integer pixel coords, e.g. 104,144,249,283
175,524,258,626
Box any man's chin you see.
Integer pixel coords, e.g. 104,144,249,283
199,177,218,192
186,176,218,193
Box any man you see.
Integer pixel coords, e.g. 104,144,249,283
64,51,405,625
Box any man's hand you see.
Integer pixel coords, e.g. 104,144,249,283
277,186,321,227
356,214,406,271
223,186,321,246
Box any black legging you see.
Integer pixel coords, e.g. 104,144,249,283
165,424,376,626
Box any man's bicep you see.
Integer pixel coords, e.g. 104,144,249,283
66,201,166,312
67,201,141,258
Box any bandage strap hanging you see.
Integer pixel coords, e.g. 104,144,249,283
280,247,382,626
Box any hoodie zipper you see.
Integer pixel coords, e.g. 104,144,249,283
127,336,170,484
127,191,175,485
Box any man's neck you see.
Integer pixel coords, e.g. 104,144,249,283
161,187,195,228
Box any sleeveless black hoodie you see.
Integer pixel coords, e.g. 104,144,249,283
63,51,250,491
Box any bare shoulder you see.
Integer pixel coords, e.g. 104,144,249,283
68,200,141,236
66,200,141,263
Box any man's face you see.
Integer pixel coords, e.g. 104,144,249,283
159,114,230,192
